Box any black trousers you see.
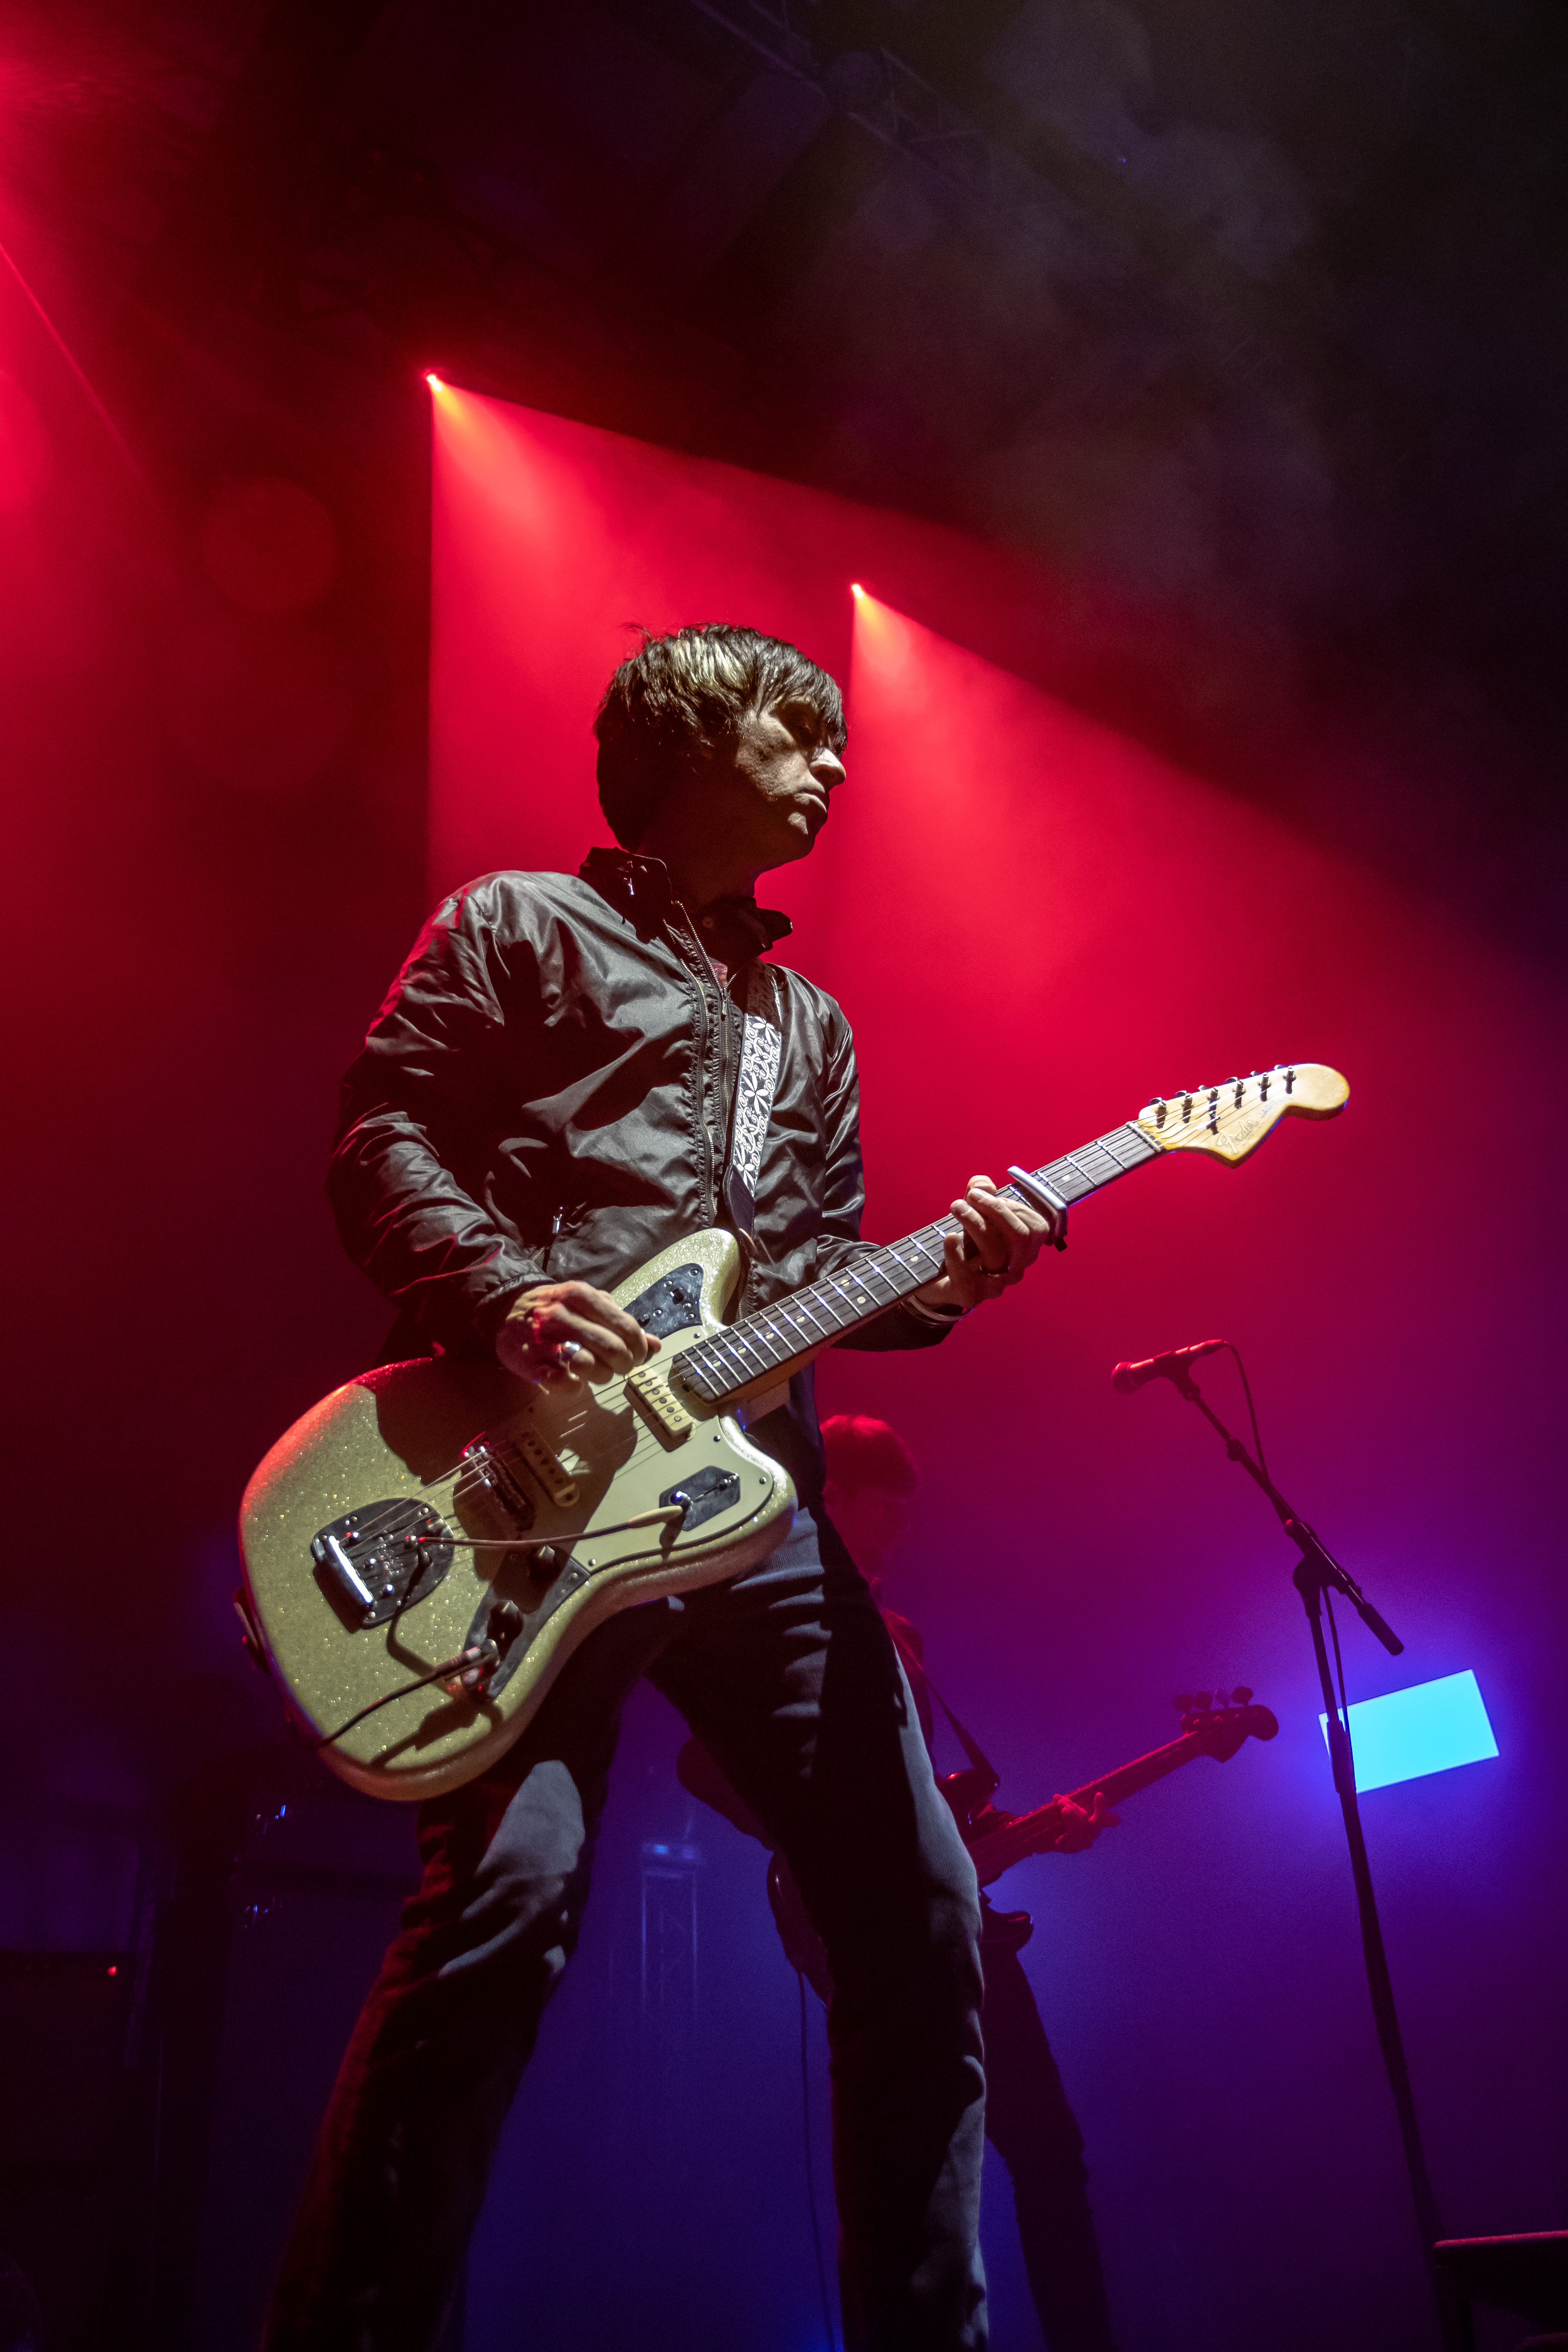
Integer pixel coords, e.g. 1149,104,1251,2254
264,1513,988,2352
980,1922,1117,2352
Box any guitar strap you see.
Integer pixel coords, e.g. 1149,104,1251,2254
892,1635,1003,1798
721,961,783,1241
720,965,1003,1801
719,972,997,1810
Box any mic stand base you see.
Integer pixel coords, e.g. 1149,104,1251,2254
1168,1369,1472,2352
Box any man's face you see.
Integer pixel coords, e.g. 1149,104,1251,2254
712,696,847,873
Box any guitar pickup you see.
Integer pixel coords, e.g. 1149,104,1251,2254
511,1424,579,1508
626,1365,693,1446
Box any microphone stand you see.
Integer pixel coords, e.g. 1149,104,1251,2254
1165,1363,1470,2352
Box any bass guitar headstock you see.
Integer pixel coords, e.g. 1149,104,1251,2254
1136,1062,1348,1165
1175,1686,1281,1758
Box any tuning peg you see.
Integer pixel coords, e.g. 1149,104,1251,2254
1194,1690,1212,1711
1231,1685,1252,1705
1173,1693,1195,1713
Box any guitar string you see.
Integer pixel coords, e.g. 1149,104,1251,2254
311,1510,1269,1744
300,1405,762,1593
971,1722,1262,1876
312,1190,1153,1557
321,1293,881,1551
295,1097,1306,1738
669,1115,1235,1389
301,1099,1286,1563
303,1530,707,1745
311,1400,724,1551
666,1133,1153,1375
631,1088,1298,1396
673,1208,1007,1388
526,1094,1285,1401
684,1096,1274,1383
339,1108,1247,1486
313,1198,1105,1555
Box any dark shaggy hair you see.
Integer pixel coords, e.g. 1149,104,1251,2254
593,623,847,849
820,1414,920,1499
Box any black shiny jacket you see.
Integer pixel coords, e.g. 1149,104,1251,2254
327,849,950,1493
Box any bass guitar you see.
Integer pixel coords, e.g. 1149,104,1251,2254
237,1061,1345,1801
767,1691,1281,1998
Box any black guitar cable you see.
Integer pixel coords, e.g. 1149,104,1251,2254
298,1502,693,1752
798,1968,840,2352
299,1641,501,1751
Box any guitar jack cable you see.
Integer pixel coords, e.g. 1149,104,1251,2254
298,1500,692,1752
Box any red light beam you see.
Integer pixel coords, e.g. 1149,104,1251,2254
0,236,151,498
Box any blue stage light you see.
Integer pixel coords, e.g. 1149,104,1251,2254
1320,1669,1498,1792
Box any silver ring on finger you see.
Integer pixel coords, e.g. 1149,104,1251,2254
554,1339,584,1365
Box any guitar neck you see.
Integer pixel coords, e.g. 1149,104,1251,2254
672,1120,1161,1407
966,1729,1219,1888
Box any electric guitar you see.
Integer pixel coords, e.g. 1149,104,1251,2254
237,1062,1346,1801
767,1693,1282,1999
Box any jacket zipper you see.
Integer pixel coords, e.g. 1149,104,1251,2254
669,904,729,1225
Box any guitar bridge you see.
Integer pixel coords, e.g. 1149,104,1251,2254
311,1500,452,1630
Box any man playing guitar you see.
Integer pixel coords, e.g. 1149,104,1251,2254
680,1413,1120,2352
264,626,1057,2351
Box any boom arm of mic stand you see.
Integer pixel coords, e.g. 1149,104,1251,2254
1167,1368,1405,1655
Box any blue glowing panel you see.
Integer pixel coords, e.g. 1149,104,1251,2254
1319,1670,1499,1792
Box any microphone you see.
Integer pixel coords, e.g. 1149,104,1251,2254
1112,1339,1227,1394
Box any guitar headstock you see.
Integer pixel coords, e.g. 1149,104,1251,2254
1136,1063,1348,1165
1174,1687,1281,1757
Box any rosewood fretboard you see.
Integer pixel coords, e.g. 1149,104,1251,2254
672,1121,1160,1407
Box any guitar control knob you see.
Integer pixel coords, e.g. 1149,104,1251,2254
489,1599,525,1644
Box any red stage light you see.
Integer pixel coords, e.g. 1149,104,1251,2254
850,581,865,596
425,372,444,390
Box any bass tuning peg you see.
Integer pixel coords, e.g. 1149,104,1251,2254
1231,1685,1252,1705
1173,1693,1195,1713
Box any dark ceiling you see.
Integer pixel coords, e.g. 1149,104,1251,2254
5,0,1566,950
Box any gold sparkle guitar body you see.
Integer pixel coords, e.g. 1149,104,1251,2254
239,1228,783,1802
237,1061,1348,1802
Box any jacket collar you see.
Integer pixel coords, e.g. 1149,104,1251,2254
579,846,792,962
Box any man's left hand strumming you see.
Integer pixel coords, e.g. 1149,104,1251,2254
917,1171,1064,1316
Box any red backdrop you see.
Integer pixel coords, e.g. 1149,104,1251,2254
430,385,1568,2350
